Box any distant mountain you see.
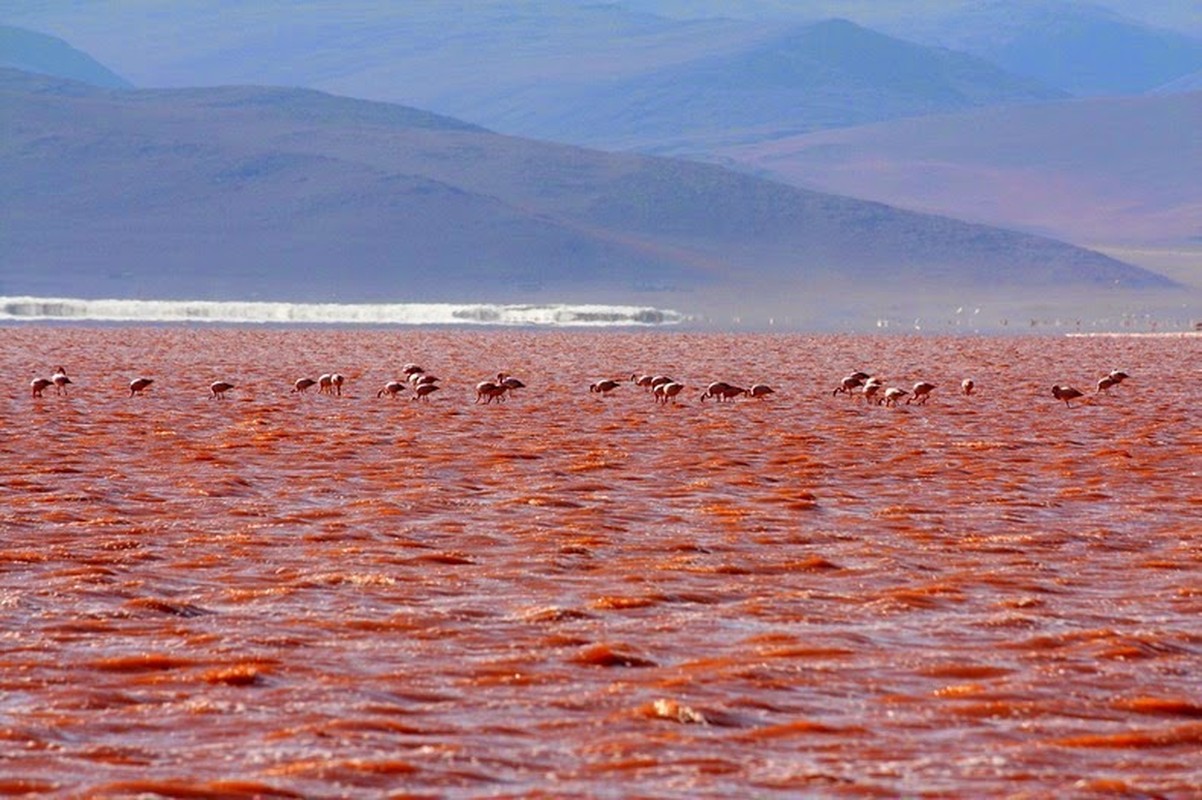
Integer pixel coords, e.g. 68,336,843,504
619,2,1202,97
887,1,1202,96
432,18,1067,153
1,6,1067,151
0,69,1176,318
1155,68,1202,93
719,92,1202,246
0,25,131,89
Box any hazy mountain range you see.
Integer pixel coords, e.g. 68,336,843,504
2,1,1199,326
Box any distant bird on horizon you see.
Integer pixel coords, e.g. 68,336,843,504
129,377,154,397
209,381,235,399
31,377,53,398
1052,384,1084,407
51,366,71,395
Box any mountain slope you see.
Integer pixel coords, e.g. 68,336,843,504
720,92,1202,245
0,25,131,89
911,1,1202,96
473,18,1066,153
0,69,1175,314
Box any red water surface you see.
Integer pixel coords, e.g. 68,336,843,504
2,327,1199,798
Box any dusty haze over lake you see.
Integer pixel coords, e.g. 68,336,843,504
3,326,1199,797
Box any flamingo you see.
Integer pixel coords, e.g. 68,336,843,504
318,374,334,394
31,377,53,397
331,373,345,396
476,381,507,404
498,373,525,396
861,378,883,404
908,381,936,405
129,378,154,397
1052,384,1084,407
961,378,975,396
293,378,317,394
590,379,621,395
51,366,71,395
883,387,909,407
631,374,654,390
413,373,440,387
377,380,406,399
700,381,742,402
209,381,234,399
413,383,441,402
833,372,868,396
1097,369,1130,393
749,384,775,399
654,381,685,404
402,364,424,377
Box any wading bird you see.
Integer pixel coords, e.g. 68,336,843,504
749,384,775,399
414,383,440,402
590,379,621,395
833,372,870,396
476,381,507,404
293,378,317,393
498,374,526,397
209,381,234,399
51,366,71,395
908,381,936,405
654,381,685,404
31,377,53,398
1097,370,1129,393
883,387,909,407
961,378,975,396
861,378,883,404
129,378,154,397
1052,384,1084,407
700,382,744,402
377,381,405,399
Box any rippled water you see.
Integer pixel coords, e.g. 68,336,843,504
2,327,1199,798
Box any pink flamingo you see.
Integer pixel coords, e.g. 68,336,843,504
1052,384,1084,407
209,381,235,399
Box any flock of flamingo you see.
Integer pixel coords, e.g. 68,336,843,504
25,364,1130,408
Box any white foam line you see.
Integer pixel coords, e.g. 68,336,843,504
0,297,689,327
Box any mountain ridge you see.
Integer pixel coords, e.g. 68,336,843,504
1,68,1175,320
